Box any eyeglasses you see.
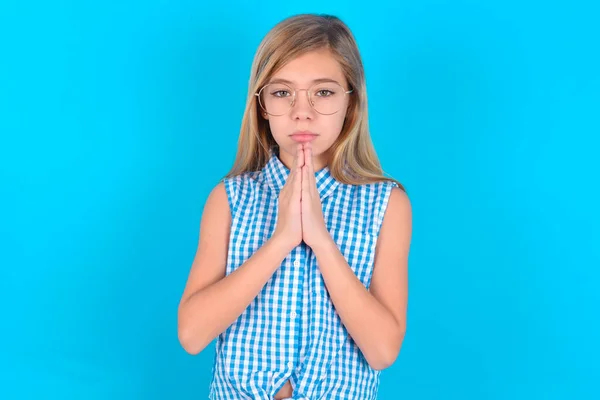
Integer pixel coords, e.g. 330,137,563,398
255,81,353,116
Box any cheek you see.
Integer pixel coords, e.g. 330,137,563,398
325,114,347,138
267,119,288,140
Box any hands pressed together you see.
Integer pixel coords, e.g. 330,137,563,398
272,142,331,251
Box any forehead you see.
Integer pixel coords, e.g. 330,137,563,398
271,49,346,85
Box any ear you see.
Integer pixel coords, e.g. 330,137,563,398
262,111,269,120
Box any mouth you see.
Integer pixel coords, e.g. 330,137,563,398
290,131,318,143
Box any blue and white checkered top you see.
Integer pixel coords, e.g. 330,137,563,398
209,149,398,400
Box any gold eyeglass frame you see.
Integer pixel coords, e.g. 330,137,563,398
254,81,354,116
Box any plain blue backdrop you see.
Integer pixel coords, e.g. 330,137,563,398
1,0,599,399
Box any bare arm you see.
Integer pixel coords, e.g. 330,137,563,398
177,182,292,355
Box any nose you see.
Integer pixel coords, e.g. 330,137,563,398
291,89,315,120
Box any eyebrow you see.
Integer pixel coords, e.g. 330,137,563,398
268,77,341,85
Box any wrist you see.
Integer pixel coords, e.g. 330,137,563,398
310,232,336,254
268,233,295,257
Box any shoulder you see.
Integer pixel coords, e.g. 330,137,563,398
366,180,411,236
381,184,412,239
388,184,411,215
208,181,227,200
205,170,260,211
223,170,263,191
203,181,230,219
221,171,263,206
337,180,410,235
359,179,408,210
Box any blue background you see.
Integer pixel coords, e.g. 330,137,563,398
1,0,599,399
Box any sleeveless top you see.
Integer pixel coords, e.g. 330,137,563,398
208,149,398,400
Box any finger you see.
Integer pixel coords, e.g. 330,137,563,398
296,144,304,179
287,144,301,187
288,160,296,185
297,143,305,169
302,164,309,195
294,160,302,197
305,143,316,193
295,143,302,163
302,143,308,168
290,146,299,178
293,146,302,195
306,143,314,174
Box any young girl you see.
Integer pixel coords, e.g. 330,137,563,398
178,13,412,400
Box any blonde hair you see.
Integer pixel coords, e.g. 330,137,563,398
223,13,406,193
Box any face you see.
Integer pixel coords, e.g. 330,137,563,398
260,48,351,171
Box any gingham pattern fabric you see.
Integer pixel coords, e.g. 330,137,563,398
209,148,398,400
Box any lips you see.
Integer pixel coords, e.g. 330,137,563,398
290,131,318,143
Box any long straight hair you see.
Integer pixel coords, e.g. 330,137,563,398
223,13,406,192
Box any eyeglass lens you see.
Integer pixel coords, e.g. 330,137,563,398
259,82,348,116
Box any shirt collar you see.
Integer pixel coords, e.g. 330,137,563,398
261,148,340,201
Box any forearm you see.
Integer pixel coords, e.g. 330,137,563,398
312,238,405,370
178,235,291,355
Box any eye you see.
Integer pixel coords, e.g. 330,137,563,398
315,89,335,97
271,90,291,98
